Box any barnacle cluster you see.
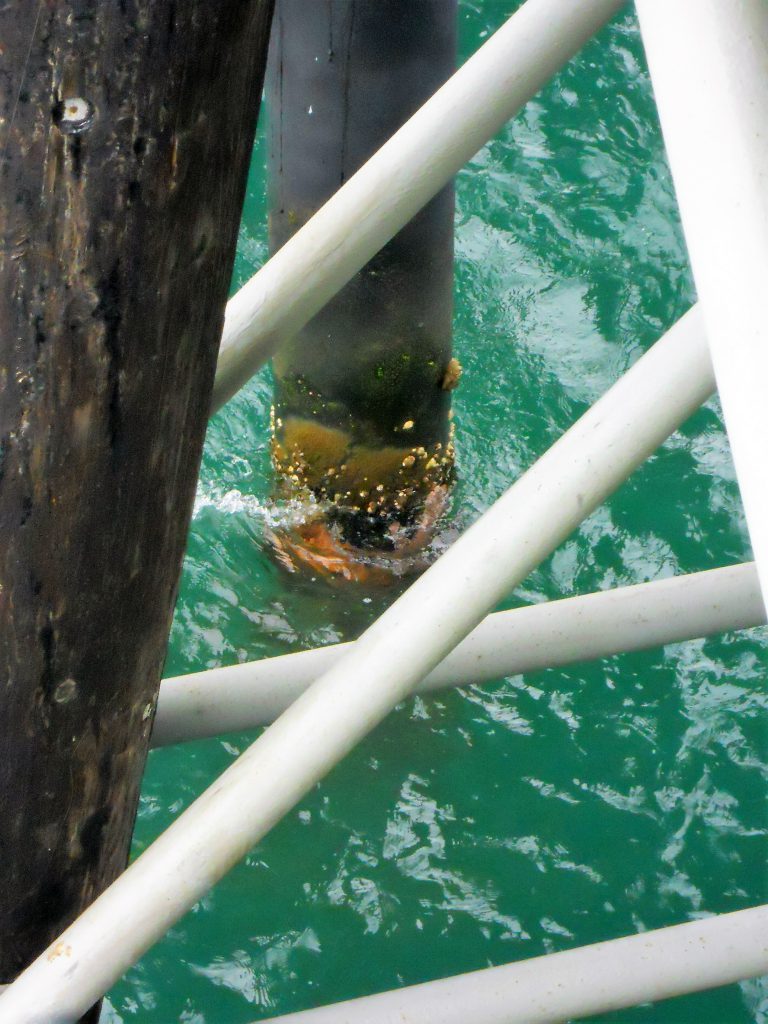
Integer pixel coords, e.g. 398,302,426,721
270,409,455,520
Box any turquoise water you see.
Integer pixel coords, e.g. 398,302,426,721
106,4,767,1022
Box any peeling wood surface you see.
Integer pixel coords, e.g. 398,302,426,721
0,0,274,993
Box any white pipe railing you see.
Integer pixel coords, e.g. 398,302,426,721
0,306,714,1023
637,0,768,602
212,0,626,412
253,903,768,1024
153,560,765,747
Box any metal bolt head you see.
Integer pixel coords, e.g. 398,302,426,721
54,96,95,136
53,678,78,704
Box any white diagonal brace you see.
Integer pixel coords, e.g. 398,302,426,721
0,306,713,1023
212,0,626,412
637,0,768,601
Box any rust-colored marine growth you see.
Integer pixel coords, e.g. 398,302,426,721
269,406,457,584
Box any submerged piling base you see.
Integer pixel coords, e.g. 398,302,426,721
265,0,458,582
268,408,457,583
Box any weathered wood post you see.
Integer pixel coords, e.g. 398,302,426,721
266,0,459,583
0,0,273,1014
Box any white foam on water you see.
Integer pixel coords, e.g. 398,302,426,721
192,485,322,530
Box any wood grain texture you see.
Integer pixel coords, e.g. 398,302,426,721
0,0,274,990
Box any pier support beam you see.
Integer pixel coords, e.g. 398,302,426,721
637,0,768,602
266,0,457,579
0,0,273,1008
214,0,625,412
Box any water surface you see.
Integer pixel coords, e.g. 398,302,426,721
106,5,768,1022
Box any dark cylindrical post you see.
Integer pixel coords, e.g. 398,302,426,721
266,0,459,582
0,0,273,1011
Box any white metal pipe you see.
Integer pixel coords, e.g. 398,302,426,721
636,0,768,603
212,0,626,412
153,560,765,747
0,306,714,1023
253,903,768,1024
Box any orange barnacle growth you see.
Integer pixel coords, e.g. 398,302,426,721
267,412,455,585
440,357,462,391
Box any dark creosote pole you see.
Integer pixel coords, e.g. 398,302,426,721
266,0,459,583
0,0,274,1015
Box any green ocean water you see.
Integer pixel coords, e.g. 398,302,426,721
105,4,768,1022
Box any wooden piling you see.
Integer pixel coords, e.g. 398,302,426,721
0,0,274,1011
266,0,458,582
